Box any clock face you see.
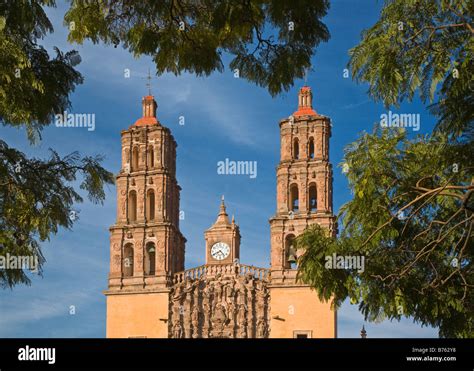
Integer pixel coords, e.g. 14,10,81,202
210,242,230,261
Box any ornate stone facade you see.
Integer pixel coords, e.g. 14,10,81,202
169,264,269,338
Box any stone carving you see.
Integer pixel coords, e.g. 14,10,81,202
172,320,183,338
257,318,266,338
157,249,165,271
237,304,247,338
112,255,121,270
136,253,143,266
121,199,126,215
169,269,269,338
212,302,228,337
191,305,200,338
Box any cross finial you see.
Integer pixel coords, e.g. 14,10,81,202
304,67,309,85
146,67,152,95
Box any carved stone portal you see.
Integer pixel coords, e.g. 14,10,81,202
169,271,269,338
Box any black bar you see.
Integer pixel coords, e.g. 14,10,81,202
0,339,472,370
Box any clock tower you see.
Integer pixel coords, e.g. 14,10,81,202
204,196,240,265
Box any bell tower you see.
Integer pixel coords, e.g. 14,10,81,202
105,94,186,338
270,85,336,279
268,86,337,338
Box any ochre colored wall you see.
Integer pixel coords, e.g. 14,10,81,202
106,292,169,338
269,286,336,338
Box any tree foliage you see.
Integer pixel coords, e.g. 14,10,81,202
0,141,114,288
64,0,330,96
298,129,473,337
0,1,113,288
0,0,83,143
349,0,473,138
297,0,473,338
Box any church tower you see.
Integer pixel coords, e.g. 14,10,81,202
105,94,186,338
268,86,337,338
204,197,241,265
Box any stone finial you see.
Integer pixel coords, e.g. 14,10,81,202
133,95,159,126
142,95,157,117
214,196,230,225
360,325,367,339
293,86,318,117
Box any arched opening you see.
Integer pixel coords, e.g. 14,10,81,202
147,189,155,221
308,137,315,159
285,234,297,269
145,242,156,276
309,183,317,212
290,184,299,211
131,146,139,171
293,138,299,159
128,190,137,222
123,243,134,277
148,146,154,168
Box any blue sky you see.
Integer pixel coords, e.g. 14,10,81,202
0,1,439,338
